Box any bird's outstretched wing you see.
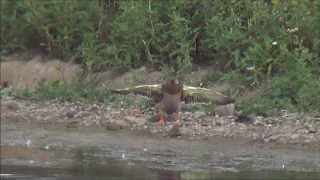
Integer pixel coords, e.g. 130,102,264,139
182,86,235,105
111,84,164,102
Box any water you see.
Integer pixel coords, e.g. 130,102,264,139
1,165,319,180
1,119,319,179
1,146,319,180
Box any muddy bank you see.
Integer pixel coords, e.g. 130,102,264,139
1,96,320,152
0,53,229,92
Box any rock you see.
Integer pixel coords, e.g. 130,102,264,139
91,104,99,112
6,102,21,111
36,119,55,125
253,119,263,126
215,103,235,117
81,111,91,117
185,117,193,122
149,114,161,122
124,116,147,126
7,115,25,123
122,108,141,117
235,114,252,124
214,120,222,126
301,134,317,143
265,134,282,143
194,111,205,119
66,110,76,118
290,134,300,140
195,124,206,134
105,121,123,131
304,123,317,133
308,126,317,134
252,133,259,140
65,120,79,128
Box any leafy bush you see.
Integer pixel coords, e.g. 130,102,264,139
1,0,319,115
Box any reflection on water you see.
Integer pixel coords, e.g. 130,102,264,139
1,146,319,180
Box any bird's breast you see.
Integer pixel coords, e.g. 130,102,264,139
162,92,182,115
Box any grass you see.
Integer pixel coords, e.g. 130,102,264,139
1,0,319,116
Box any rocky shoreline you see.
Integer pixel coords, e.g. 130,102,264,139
1,96,319,151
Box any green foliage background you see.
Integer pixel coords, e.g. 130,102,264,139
1,0,319,116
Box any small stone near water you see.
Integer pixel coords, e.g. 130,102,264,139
265,118,281,126
194,111,205,119
290,134,300,140
149,114,161,122
65,120,79,128
36,119,55,125
90,104,99,112
201,136,209,140
7,115,24,123
215,103,235,117
304,123,317,133
105,122,123,131
124,116,147,126
6,102,21,111
81,111,91,117
253,119,263,126
122,108,141,117
307,126,317,134
264,134,282,143
66,111,76,118
235,114,252,124
214,121,222,126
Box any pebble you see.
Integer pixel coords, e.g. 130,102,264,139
253,119,263,126
6,102,21,111
123,116,147,126
105,121,123,131
194,111,205,119
308,126,317,134
290,134,300,140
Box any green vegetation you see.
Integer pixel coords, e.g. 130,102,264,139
18,78,111,102
1,0,319,116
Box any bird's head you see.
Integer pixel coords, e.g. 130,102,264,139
170,73,181,85
171,78,180,85
163,75,183,94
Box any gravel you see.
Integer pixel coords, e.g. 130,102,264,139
1,96,320,148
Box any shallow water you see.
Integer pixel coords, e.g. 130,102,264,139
1,118,320,179
1,145,320,180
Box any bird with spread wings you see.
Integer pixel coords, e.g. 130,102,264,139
111,77,235,127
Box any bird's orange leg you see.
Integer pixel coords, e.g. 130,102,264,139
177,112,181,121
171,112,182,129
157,113,165,126
174,112,181,124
